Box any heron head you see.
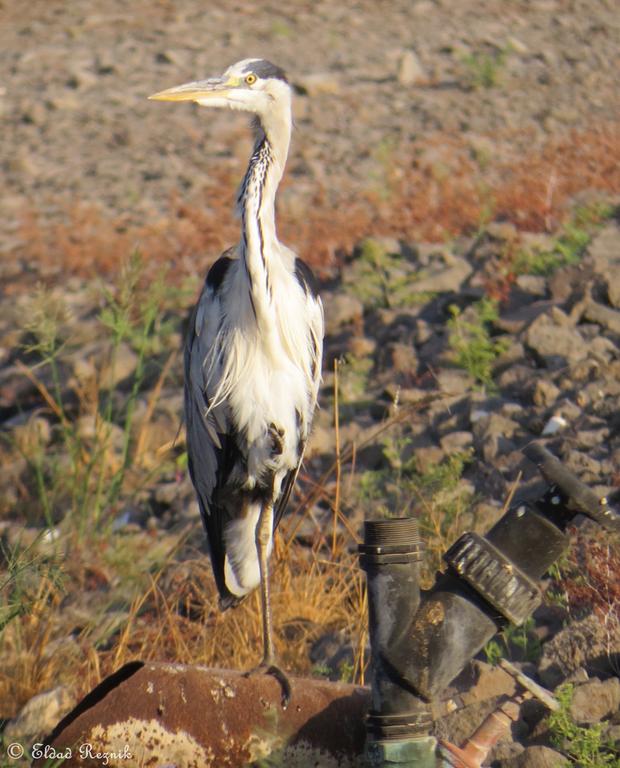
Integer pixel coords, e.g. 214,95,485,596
149,58,291,117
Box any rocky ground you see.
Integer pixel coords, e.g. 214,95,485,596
1,1,619,766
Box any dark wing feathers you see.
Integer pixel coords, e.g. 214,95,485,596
294,257,320,298
184,255,240,605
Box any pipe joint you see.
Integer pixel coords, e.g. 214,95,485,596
444,531,541,625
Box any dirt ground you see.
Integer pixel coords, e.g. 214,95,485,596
1,0,619,280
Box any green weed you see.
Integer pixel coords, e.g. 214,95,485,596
484,617,542,665
270,20,292,38
17,251,176,538
461,48,506,89
346,239,430,310
515,201,615,276
336,353,374,407
549,684,620,767
0,537,63,637
447,298,507,390
356,432,475,576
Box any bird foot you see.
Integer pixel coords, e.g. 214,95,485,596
244,660,291,709
268,423,284,456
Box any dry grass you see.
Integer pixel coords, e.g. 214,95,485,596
553,529,620,632
0,496,367,717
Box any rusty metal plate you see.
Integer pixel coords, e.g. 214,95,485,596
34,662,369,767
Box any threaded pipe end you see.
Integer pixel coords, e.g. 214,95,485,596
360,517,423,565
364,517,420,547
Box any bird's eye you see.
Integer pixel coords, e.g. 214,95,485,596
245,73,257,85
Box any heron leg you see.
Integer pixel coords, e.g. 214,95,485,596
246,500,291,708
257,500,276,663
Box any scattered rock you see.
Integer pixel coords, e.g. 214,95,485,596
516,274,548,297
458,660,518,705
473,413,519,462
533,379,560,408
569,677,620,725
410,257,473,293
397,49,427,85
295,72,341,96
440,430,473,455
525,312,588,367
383,341,418,374
538,614,620,689
605,266,620,308
589,225,620,273
503,745,567,768
324,293,364,335
4,686,76,746
99,342,139,388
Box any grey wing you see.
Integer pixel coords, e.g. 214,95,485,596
184,256,238,601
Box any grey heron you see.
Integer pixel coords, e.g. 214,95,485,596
150,59,324,705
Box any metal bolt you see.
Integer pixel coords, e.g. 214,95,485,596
551,495,561,505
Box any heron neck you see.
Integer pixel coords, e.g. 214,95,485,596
238,113,290,325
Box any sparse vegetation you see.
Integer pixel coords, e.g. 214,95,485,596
515,202,616,276
549,684,620,767
12,252,178,538
356,433,475,576
460,47,507,90
484,617,542,665
447,298,507,390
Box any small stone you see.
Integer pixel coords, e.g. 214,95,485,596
410,257,472,293
473,413,519,462
12,415,52,453
504,745,567,768
397,49,426,85
459,660,517,706
21,100,47,126
348,336,376,358
440,431,473,455
605,266,620,308
541,414,568,436
539,615,620,688
295,73,340,96
437,369,473,397
100,342,139,388
533,379,560,407
570,677,620,725
66,65,97,89
324,293,364,335
507,35,529,54
4,686,75,745
413,444,445,473
516,274,547,297
414,319,433,345
307,424,334,457
525,312,588,367
589,224,620,273
385,342,418,374
155,50,181,65
486,221,519,241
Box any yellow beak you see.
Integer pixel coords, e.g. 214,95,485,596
149,77,236,103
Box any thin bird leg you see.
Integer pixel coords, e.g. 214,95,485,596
247,500,291,707
257,502,276,663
